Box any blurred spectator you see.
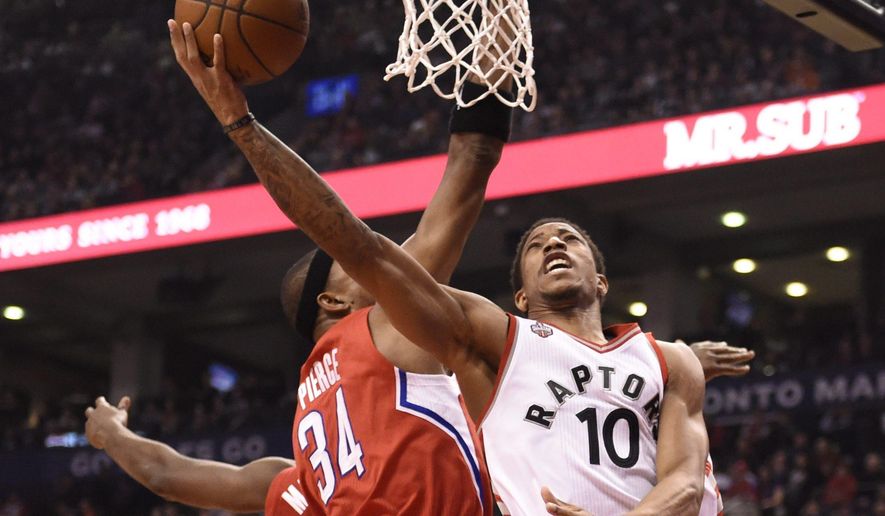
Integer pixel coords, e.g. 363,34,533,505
823,461,857,510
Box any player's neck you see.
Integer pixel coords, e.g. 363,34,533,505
313,313,344,342
528,305,606,343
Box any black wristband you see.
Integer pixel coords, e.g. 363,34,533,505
449,82,515,142
223,112,256,134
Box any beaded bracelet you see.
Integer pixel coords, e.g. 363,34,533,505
223,112,256,134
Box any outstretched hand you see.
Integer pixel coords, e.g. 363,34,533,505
84,396,131,450
167,19,249,126
541,487,594,516
686,340,755,381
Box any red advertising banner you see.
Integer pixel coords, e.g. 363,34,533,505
3,84,885,272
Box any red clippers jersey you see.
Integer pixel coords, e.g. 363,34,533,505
291,308,492,515
265,467,309,515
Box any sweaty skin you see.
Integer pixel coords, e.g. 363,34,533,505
167,21,752,516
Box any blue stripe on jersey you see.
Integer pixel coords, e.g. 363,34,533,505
397,369,486,511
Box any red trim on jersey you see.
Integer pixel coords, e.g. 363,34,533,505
545,322,641,353
477,314,518,426
645,333,669,386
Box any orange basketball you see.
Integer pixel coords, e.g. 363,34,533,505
174,0,309,86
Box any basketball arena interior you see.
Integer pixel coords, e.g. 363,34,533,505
1,0,885,514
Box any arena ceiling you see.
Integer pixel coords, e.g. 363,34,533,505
1,142,883,396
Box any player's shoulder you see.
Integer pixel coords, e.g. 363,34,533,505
655,340,705,389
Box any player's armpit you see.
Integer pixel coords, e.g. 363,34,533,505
627,342,707,516
364,235,509,373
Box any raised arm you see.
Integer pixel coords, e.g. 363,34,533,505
402,131,502,282
403,32,514,282
628,342,708,515
85,396,293,513
167,21,507,371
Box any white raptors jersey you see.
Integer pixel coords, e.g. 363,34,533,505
479,316,667,516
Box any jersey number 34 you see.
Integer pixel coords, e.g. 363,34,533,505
297,387,365,504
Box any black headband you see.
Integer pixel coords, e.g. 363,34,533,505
294,249,334,346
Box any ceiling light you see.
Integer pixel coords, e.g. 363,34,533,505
2,306,25,321
826,246,850,262
732,258,757,274
721,211,747,228
629,302,648,317
785,282,809,298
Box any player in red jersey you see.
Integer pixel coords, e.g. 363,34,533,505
85,396,306,515
167,17,514,514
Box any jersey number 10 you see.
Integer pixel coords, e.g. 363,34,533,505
297,387,366,504
577,407,640,468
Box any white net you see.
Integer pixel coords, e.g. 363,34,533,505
384,0,537,111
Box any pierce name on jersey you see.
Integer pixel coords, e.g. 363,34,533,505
297,348,340,410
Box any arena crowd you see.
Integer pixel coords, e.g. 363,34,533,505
2,0,885,222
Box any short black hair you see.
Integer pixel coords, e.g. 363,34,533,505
509,217,606,294
281,249,320,330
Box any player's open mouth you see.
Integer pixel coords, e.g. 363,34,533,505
543,253,572,274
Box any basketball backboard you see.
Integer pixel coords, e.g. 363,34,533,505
764,0,885,51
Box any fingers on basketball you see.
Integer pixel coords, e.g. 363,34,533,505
173,0,308,85
213,34,226,69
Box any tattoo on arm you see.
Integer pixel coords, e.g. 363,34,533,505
230,123,379,269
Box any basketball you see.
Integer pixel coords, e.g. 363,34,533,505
174,0,309,85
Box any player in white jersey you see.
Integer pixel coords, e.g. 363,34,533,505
482,315,724,515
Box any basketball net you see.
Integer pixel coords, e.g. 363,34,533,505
384,0,537,112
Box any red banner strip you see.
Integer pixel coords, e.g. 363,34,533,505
3,84,884,272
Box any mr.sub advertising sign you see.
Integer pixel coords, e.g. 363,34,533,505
3,84,885,271
663,91,868,171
